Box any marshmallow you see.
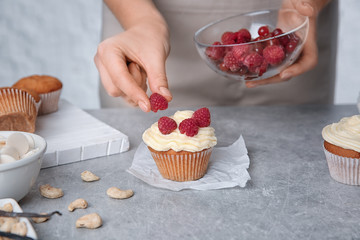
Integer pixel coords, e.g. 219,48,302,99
0,133,39,165
21,148,39,159
24,134,35,149
0,146,20,160
0,154,17,164
6,133,30,156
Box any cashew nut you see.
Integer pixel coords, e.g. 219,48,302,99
0,203,13,212
0,218,19,232
39,184,64,199
31,213,49,224
81,170,100,182
10,221,27,236
106,187,134,199
68,198,88,212
75,213,102,229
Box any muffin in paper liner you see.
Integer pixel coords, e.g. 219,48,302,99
12,75,62,115
0,88,37,133
38,88,62,115
323,146,360,185
148,147,213,182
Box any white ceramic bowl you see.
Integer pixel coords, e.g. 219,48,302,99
0,131,46,201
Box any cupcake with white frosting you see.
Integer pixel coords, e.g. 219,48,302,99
143,108,217,182
322,115,360,185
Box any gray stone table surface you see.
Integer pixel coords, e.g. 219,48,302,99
20,104,360,240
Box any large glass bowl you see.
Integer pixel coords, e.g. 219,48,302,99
194,9,309,81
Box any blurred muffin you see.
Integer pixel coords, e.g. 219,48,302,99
0,87,38,133
13,75,62,115
143,108,217,181
15,87,42,114
322,115,360,185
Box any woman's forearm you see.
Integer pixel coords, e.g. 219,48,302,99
104,0,167,30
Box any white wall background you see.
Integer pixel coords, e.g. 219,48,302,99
335,0,360,105
0,0,102,109
0,0,358,109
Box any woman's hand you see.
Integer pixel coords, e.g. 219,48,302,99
94,0,171,112
246,0,329,88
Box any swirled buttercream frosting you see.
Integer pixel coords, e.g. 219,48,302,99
142,110,217,152
322,115,360,152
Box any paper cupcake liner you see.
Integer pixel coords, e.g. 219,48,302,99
323,147,360,185
148,147,213,182
34,100,42,114
38,88,62,115
0,88,37,132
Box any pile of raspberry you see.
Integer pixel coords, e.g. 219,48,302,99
205,26,300,77
158,107,211,137
148,93,212,137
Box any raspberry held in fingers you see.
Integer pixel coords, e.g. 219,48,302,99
150,93,168,112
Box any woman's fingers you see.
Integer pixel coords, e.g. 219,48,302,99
141,48,172,101
246,38,318,89
100,46,151,112
95,20,171,111
245,74,289,88
292,0,317,17
280,43,318,80
246,40,318,88
94,54,125,98
95,49,143,108
128,62,147,93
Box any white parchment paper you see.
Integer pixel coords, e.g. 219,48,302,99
127,135,250,191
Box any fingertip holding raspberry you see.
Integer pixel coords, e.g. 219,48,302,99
150,93,168,112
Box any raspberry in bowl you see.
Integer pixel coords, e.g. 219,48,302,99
142,108,217,182
194,9,309,82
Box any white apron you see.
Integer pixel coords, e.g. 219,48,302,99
100,0,338,108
